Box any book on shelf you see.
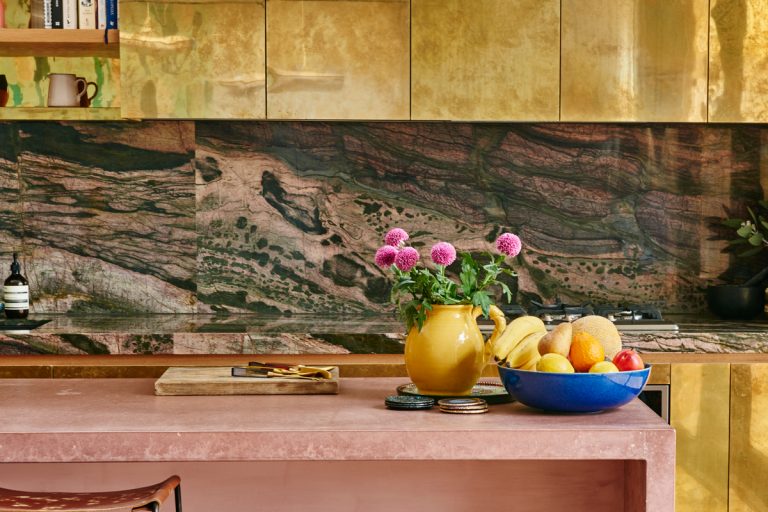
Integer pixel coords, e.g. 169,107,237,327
97,0,106,29
78,0,96,28
106,0,117,29
28,0,46,28
63,0,76,28
51,0,62,28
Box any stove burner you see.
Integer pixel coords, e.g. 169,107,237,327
527,301,594,323
499,304,527,318
593,304,663,322
484,301,678,332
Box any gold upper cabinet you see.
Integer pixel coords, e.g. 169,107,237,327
120,0,266,119
266,0,409,120
561,0,709,122
411,0,559,121
709,0,768,122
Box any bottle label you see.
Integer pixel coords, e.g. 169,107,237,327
3,285,29,310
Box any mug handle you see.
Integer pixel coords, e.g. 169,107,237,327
74,78,87,100
85,81,99,101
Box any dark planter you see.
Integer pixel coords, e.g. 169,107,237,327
706,285,766,320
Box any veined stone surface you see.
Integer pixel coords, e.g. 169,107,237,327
0,120,766,326
14,121,197,313
0,124,23,256
195,122,766,315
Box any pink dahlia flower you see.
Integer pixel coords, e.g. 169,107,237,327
430,242,457,266
384,228,409,247
374,245,398,268
495,233,522,257
394,247,420,271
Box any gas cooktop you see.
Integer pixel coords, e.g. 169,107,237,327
498,301,679,332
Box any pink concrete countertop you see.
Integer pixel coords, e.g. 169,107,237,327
0,378,673,464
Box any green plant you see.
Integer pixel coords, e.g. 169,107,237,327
723,200,768,258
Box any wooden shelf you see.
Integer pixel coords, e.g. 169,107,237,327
0,29,119,58
0,107,122,120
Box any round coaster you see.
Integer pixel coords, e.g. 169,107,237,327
439,407,489,415
397,382,512,405
439,405,488,412
385,395,435,410
437,398,486,407
438,397,488,412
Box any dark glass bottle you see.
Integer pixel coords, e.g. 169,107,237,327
3,253,29,319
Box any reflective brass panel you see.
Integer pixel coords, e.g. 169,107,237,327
648,363,670,385
120,0,266,119
411,0,559,121
671,364,729,512
730,364,768,511
561,0,709,122
266,0,409,120
709,0,768,122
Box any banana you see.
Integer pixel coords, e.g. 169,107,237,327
492,315,547,362
520,351,542,371
505,330,547,369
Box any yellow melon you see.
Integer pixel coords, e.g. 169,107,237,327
571,315,622,359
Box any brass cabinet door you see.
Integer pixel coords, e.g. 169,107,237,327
671,363,730,512
561,0,709,122
709,0,768,122
266,0,409,120
120,0,266,119
730,364,768,511
411,0,560,121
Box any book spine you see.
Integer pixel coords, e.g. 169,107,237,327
78,0,95,28
96,0,106,29
42,0,53,28
63,0,77,28
51,0,63,28
105,0,116,29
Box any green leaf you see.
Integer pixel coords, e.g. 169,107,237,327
471,291,491,317
760,218,768,232
727,238,749,246
749,233,764,246
722,218,745,228
460,254,478,297
737,224,753,238
749,206,758,224
739,246,764,258
498,282,513,303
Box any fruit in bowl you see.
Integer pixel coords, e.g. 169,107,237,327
493,316,650,413
497,363,651,413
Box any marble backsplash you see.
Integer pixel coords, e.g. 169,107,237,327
0,121,766,316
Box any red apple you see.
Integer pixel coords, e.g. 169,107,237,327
612,349,645,371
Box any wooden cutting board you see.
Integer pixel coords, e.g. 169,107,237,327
154,366,339,396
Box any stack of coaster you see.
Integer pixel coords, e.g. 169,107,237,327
385,395,435,410
437,398,489,414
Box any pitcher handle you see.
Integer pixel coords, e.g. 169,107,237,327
472,304,507,352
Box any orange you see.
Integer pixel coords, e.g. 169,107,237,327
569,331,605,372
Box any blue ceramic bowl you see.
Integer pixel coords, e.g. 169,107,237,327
497,363,651,413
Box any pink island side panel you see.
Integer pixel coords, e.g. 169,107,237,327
0,378,674,512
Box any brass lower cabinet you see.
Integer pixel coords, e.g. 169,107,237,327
672,364,730,512
729,364,768,511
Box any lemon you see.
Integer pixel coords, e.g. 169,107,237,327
589,361,620,373
536,353,575,373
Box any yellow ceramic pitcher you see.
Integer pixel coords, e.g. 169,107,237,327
404,304,507,396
